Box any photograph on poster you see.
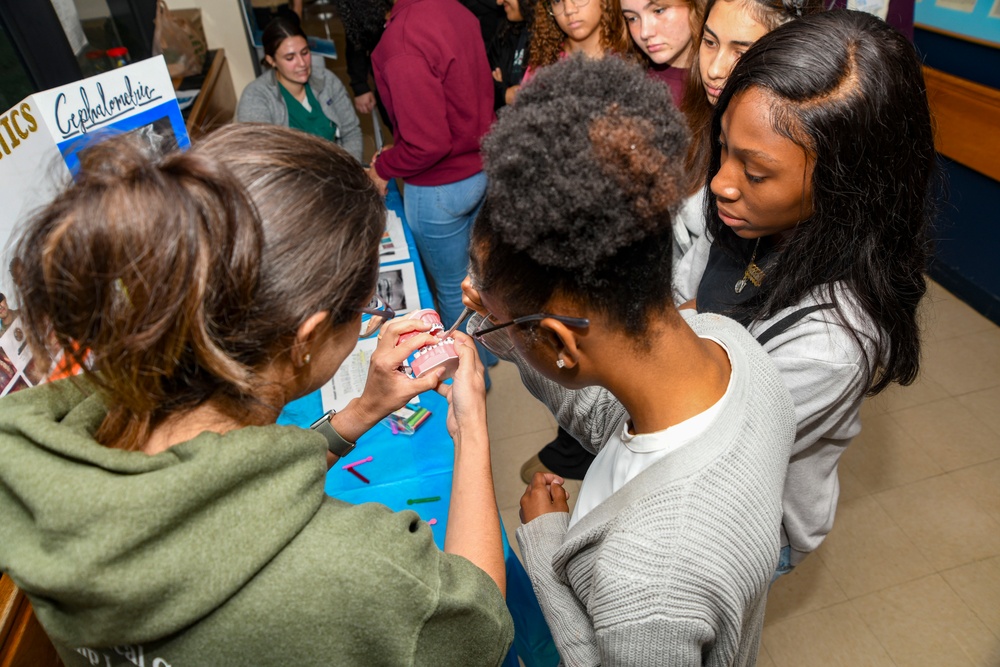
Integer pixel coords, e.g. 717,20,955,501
6,377,29,395
1,317,32,371
376,263,420,315
59,115,180,174
0,348,17,395
23,357,47,386
379,209,410,264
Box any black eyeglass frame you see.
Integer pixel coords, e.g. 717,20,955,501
472,313,590,339
357,298,396,339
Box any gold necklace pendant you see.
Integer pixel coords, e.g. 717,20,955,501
734,239,764,294
745,262,766,286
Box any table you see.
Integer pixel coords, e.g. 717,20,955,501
278,182,559,667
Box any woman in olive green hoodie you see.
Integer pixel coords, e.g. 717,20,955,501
0,124,512,666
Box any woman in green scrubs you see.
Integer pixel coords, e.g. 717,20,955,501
237,17,363,161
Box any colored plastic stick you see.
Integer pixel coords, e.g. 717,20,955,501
347,467,370,484
406,496,441,505
342,455,373,470
427,518,438,526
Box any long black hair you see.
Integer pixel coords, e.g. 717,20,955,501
705,9,935,395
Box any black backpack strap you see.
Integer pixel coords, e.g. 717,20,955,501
755,304,835,346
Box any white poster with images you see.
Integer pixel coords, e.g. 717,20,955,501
0,56,187,393
0,56,188,304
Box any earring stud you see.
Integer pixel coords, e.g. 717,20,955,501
556,358,565,369
304,354,311,364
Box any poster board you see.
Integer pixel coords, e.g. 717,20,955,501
916,0,1000,46
0,56,187,395
0,55,186,299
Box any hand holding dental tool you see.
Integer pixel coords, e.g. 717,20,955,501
443,306,474,338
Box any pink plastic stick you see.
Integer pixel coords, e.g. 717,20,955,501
342,455,373,470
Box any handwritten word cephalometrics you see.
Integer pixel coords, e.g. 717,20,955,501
54,76,162,139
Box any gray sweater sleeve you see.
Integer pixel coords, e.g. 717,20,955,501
516,513,600,667
236,74,283,124
319,70,363,162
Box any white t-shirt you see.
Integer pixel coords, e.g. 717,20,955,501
569,337,733,528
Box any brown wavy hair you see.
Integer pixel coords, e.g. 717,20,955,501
529,0,639,68
681,0,824,193
12,125,383,451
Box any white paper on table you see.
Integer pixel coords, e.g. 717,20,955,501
376,262,421,316
379,210,410,264
320,337,379,412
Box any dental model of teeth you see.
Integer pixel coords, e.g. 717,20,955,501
397,309,460,380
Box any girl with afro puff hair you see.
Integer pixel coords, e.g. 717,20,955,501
462,54,796,665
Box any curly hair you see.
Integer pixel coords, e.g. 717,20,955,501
474,55,690,335
529,0,638,68
706,10,934,395
681,0,824,193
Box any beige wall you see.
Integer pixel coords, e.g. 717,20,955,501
167,0,257,96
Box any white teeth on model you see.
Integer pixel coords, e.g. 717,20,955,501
415,338,456,358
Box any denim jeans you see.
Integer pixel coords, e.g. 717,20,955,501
771,544,796,584
404,172,499,378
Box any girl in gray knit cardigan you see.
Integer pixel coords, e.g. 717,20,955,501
462,54,797,666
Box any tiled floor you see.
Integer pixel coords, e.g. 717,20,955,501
485,280,1000,667
308,19,1000,664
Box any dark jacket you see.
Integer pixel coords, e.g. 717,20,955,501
487,21,530,111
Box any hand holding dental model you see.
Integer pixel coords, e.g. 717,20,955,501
397,309,461,380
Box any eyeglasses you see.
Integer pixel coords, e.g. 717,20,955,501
546,0,591,16
358,297,396,339
472,312,589,355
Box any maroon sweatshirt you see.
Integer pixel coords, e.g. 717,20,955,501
373,0,495,186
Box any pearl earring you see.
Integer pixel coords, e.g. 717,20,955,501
304,354,311,364
556,358,565,369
